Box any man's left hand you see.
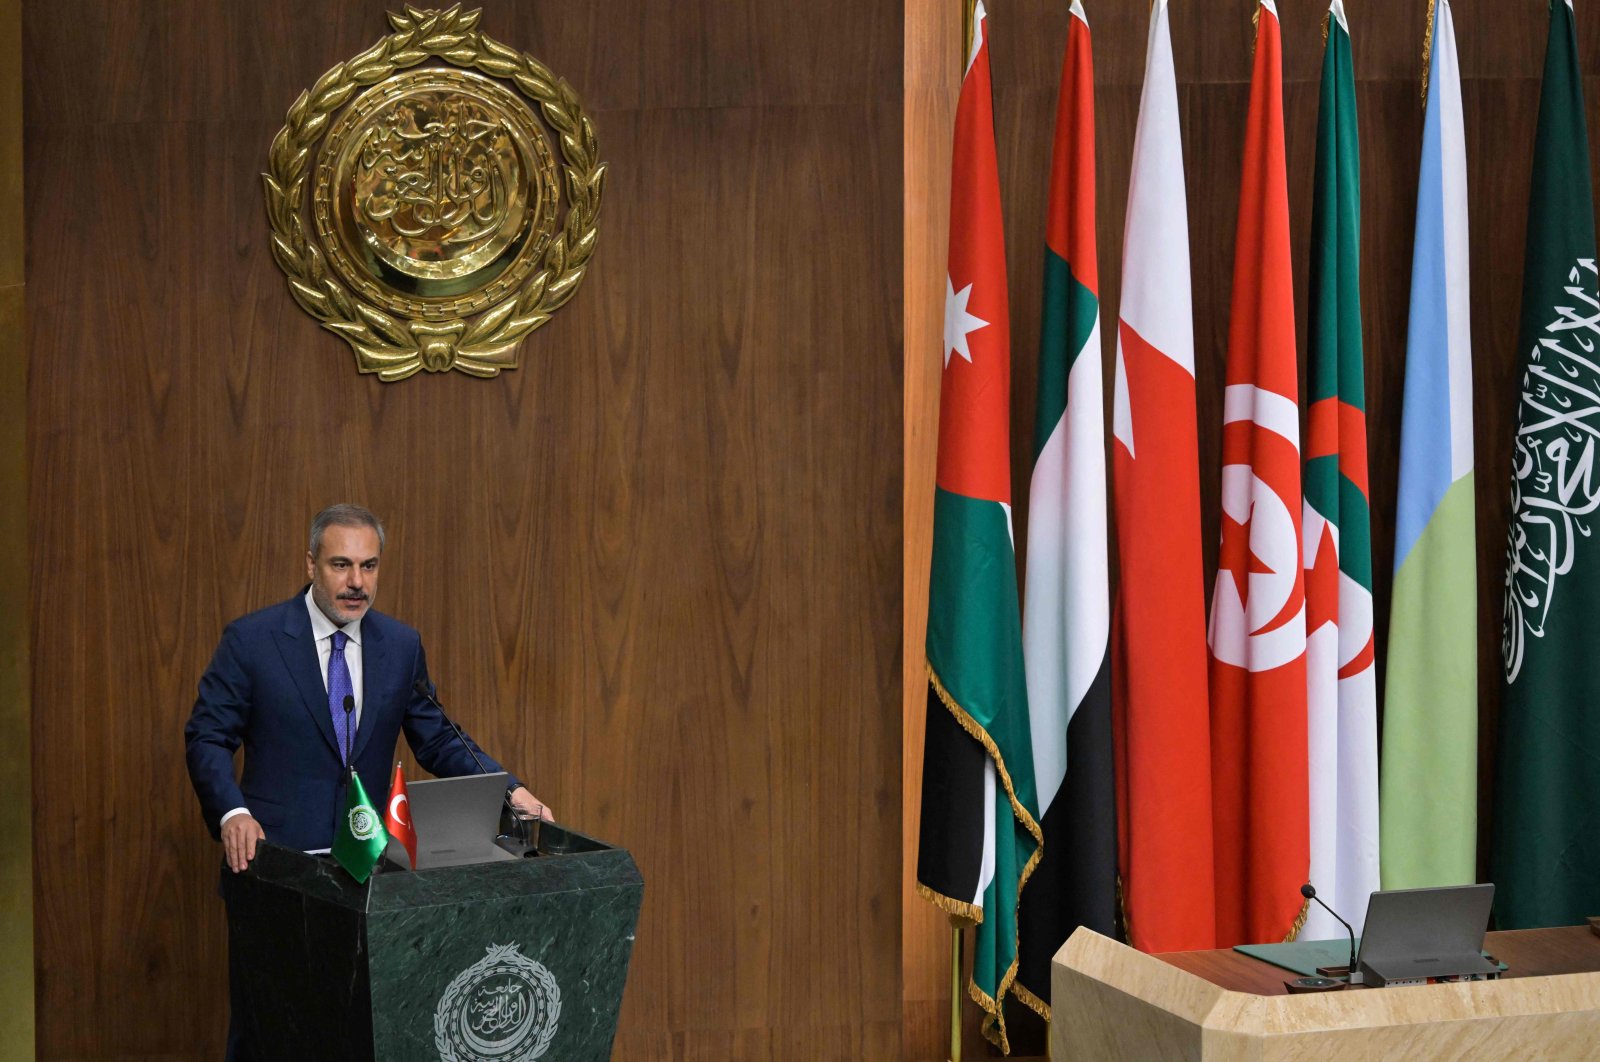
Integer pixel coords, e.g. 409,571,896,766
509,786,553,822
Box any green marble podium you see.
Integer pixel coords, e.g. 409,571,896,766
222,824,642,1060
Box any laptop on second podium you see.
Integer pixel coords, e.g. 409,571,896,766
1355,883,1499,987
391,771,517,870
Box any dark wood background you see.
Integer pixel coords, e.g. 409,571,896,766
905,0,1600,1056
24,2,902,1058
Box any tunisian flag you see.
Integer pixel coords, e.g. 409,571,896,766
1111,0,1216,954
386,761,418,869
1207,0,1309,947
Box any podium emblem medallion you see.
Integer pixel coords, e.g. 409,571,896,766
348,805,381,841
264,6,604,380
435,942,562,1060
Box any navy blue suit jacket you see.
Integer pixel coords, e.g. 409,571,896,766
184,592,516,851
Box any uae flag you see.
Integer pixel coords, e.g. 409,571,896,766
916,2,1042,1051
1302,0,1379,940
1017,0,1115,1013
1208,0,1308,948
1111,0,1216,954
1495,0,1600,929
1382,0,1477,892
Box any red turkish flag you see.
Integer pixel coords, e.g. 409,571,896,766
385,761,418,869
1206,2,1308,948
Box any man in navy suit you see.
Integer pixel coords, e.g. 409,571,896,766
184,501,551,869
186,504,552,1059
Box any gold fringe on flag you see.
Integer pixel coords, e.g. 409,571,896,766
1421,0,1437,105
923,660,1048,1050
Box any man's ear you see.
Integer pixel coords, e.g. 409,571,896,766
305,550,315,580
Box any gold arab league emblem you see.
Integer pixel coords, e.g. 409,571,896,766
263,5,604,381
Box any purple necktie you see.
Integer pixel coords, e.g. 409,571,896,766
328,630,355,764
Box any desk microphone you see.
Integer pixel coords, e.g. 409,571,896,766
411,679,510,810
341,694,356,768
1302,882,1357,979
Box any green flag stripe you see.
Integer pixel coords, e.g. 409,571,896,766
1384,473,1477,887
1032,250,1099,460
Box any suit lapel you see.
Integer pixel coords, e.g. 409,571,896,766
272,596,341,760
351,615,389,763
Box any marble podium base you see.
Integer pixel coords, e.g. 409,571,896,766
224,825,642,1061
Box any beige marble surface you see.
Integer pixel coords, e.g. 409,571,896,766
1051,928,1600,1061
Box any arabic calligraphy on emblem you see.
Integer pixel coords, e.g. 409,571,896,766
1504,258,1600,682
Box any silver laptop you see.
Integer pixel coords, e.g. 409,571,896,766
1354,884,1498,987
390,771,516,870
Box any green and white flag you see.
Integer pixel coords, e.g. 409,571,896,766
333,769,389,884
1304,0,1379,938
1496,0,1600,928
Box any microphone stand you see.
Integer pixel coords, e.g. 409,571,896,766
412,679,514,814
1302,882,1359,983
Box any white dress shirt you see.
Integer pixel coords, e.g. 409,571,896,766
218,590,366,828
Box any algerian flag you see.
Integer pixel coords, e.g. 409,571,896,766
1303,0,1379,940
1494,0,1600,929
333,768,389,884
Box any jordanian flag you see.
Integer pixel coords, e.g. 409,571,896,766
1017,0,1114,1013
1495,0,1600,929
916,2,1041,1051
1111,0,1215,954
1383,0,1476,893
333,768,389,884
1208,0,1308,948
1302,0,1379,940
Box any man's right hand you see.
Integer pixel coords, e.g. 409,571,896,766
222,813,265,873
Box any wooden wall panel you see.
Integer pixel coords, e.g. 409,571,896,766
904,0,1600,1056
26,2,902,1058
0,0,30,1053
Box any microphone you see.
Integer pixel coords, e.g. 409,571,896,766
342,694,356,770
1302,882,1357,980
412,679,509,808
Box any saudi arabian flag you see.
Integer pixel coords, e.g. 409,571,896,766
333,769,389,884
916,2,1041,1052
1495,0,1600,929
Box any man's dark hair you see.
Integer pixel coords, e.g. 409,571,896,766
308,503,386,558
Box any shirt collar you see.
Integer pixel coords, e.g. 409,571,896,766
303,586,363,647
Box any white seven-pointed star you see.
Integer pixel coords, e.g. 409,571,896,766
944,276,989,369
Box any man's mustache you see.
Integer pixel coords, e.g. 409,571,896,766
338,591,368,601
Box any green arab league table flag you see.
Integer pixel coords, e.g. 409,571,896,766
333,768,390,884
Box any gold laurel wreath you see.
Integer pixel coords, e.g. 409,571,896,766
263,5,605,381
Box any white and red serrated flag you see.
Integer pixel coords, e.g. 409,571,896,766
1207,0,1309,948
385,761,417,869
1111,0,1216,954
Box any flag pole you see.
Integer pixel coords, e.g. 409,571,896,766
950,1,974,1056
949,925,963,1062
